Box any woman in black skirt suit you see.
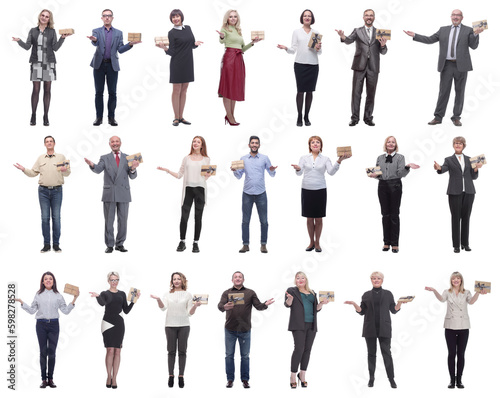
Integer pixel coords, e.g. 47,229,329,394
90,271,140,389
156,9,203,126
277,10,322,126
292,136,350,252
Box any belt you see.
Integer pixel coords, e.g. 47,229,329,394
446,59,457,63
103,58,112,63
37,318,59,323
40,185,62,189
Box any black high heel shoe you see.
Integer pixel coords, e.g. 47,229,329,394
106,378,112,388
461,245,471,252
168,375,174,388
290,377,297,389
43,115,49,126
382,246,390,251
297,373,307,388
178,376,184,388
30,114,36,126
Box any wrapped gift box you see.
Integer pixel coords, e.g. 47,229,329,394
155,36,169,46
128,288,140,303
56,160,70,171
231,160,244,170
470,154,486,168
251,31,265,40
308,33,322,48
376,29,391,40
398,296,415,302
193,294,209,304
366,166,382,176
337,146,352,157
126,153,143,167
319,291,335,302
474,281,491,293
228,293,244,305
64,283,79,296
472,20,488,32
59,29,75,35
128,33,142,42
201,165,217,176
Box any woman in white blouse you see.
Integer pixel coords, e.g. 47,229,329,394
15,271,78,388
425,271,487,389
277,9,322,127
292,136,350,252
151,272,201,388
158,136,212,253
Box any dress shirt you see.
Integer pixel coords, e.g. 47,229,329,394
375,152,410,180
23,152,70,186
455,153,465,192
161,290,193,327
440,289,472,329
173,25,183,31
21,289,74,319
103,26,113,59
446,24,460,60
286,28,322,64
233,153,275,195
296,153,339,190
218,285,268,332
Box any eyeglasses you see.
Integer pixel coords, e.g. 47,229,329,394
109,279,119,282
102,14,113,18
451,14,462,17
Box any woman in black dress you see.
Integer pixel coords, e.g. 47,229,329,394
12,9,72,126
90,271,140,389
156,9,203,126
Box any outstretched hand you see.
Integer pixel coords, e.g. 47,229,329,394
403,30,415,38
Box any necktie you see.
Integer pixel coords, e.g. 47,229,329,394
115,152,120,167
451,26,457,58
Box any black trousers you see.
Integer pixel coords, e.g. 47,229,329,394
434,60,467,121
445,329,469,378
36,319,59,381
448,193,474,248
351,61,378,122
365,337,394,379
165,326,190,375
378,179,402,246
180,187,205,241
291,323,316,372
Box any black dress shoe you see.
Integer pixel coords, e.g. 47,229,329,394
448,377,455,389
349,120,358,126
305,245,315,252
115,245,128,252
47,379,57,388
108,117,118,126
296,120,303,127
40,244,51,253
30,114,36,126
179,118,191,125
93,117,103,126
192,242,200,253
168,375,174,388
176,241,186,252
242,380,250,388
461,245,471,251
389,378,397,388
105,247,113,253
454,247,460,253
456,376,464,389
226,380,233,388
178,376,184,388
40,380,48,388
43,115,50,126
304,118,311,126
368,378,374,387
364,120,375,126
53,244,62,253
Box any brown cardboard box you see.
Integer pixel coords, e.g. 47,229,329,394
474,281,491,293
64,283,79,296
337,146,352,157
128,33,142,42
308,33,322,48
376,29,391,40
193,294,209,304
126,153,143,167
155,36,169,46
251,31,265,40
59,29,75,35
470,154,486,168
128,288,140,303
56,160,70,171
231,160,244,170
472,20,488,33
366,166,382,176
228,293,244,305
201,165,217,176
319,291,335,302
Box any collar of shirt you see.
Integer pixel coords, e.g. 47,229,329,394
230,285,246,291
385,152,397,158
173,25,184,30
112,151,121,156
45,152,57,158
307,152,323,159
246,152,260,159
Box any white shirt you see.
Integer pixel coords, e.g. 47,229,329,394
455,153,465,191
286,28,322,65
176,155,211,204
446,24,461,60
160,290,194,327
295,153,340,190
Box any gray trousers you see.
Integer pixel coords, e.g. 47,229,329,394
103,202,129,248
351,62,379,122
165,326,190,375
434,60,468,121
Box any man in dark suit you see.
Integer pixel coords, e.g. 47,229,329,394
404,10,484,126
87,9,141,126
345,272,405,389
84,136,140,253
336,9,388,127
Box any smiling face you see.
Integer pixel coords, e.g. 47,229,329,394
232,272,244,288
451,10,463,26
363,10,375,27
108,274,119,289
295,273,307,288
172,274,183,289
228,11,238,26
249,139,260,154
39,10,51,26
109,136,121,152
43,274,54,290
309,139,322,153
171,14,182,26
385,137,396,154
192,137,203,152
451,276,462,289
371,275,383,288
302,11,312,26
453,140,464,154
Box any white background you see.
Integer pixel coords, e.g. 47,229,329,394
1,0,498,397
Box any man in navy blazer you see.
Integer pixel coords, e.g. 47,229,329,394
87,9,141,126
84,136,140,253
404,10,484,126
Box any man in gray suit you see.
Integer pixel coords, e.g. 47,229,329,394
404,10,484,126
336,9,388,127
85,136,139,253
87,9,141,127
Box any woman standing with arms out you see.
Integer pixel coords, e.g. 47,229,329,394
151,272,202,388
158,136,212,253
15,271,78,388
285,272,328,388
90,271,139,389
291,136,350,252
425,272,487,389
368,136,419,253
156,9,203,126
277,9,322,126
12,9,72,126
434,136,481,253
216,10,262,126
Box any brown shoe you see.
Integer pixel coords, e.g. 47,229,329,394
40,380,48,388
242,380,250,388
239,245,249,253
428,118,442,125
452,119,462,126
226,380,234,388
47,379,57,388
260,244,268,253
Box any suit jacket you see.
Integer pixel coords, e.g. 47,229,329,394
359,288,399,338
90,152,137,202
17,27,65,63
90,26,131,71
440,289,472,329
413,25,479,72
342,26,387,73
437,155,478,195
284,286,319,332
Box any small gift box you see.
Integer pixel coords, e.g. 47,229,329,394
376,29,391,40
59,29,75,35
231,160,244,170
398,296,415,303
228,293,244,305
474,281,491,293
56,160,70,171
337,146,352,157
318,291,335,302
128,288,140,303
126,153,143,167
470,154,486,168
64,283,79,296
308,33,322,48
251,31,265,40
155,36,169,46
366,166,382,176
472,20,488,33
193,294,209,304
201,165,217,176
128,33,142,42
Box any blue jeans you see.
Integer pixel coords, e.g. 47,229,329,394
94,62,118,118
225,329,251,381
242,192,268,245
38,186,62,245
36,319,59,380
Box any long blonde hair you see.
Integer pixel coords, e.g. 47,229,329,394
38,9,55,29
221,10,242,35
448,271,465,293
294,271,313,294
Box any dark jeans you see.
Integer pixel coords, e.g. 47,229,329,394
36,319,59,380
225,329,251,381
291,323,316,372
445,329,469,378
38,186,62,245
378,179,402,246
94,62,118,118
165,326,190,375
448,193,474,249
365,337,394,379
242,192,268,245
180,187,205,241
434,60,467,121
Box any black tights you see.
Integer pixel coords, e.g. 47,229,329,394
31,81,52,118
296,92,313,123
445,329,469,378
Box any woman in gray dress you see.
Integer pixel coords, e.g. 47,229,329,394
13,9,72,126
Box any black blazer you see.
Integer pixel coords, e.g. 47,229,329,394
359,288,398,338
284,286,319,332
17,27,65,63
437,155,478,195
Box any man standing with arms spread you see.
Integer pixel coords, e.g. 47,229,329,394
218,271,275,389
231,136,277,254
87,9,141,126
404,10,483,126
14,136,70,253
336,9,387,127
84,136,139,253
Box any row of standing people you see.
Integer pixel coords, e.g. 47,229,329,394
15,270,488,389
13,8,484,127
